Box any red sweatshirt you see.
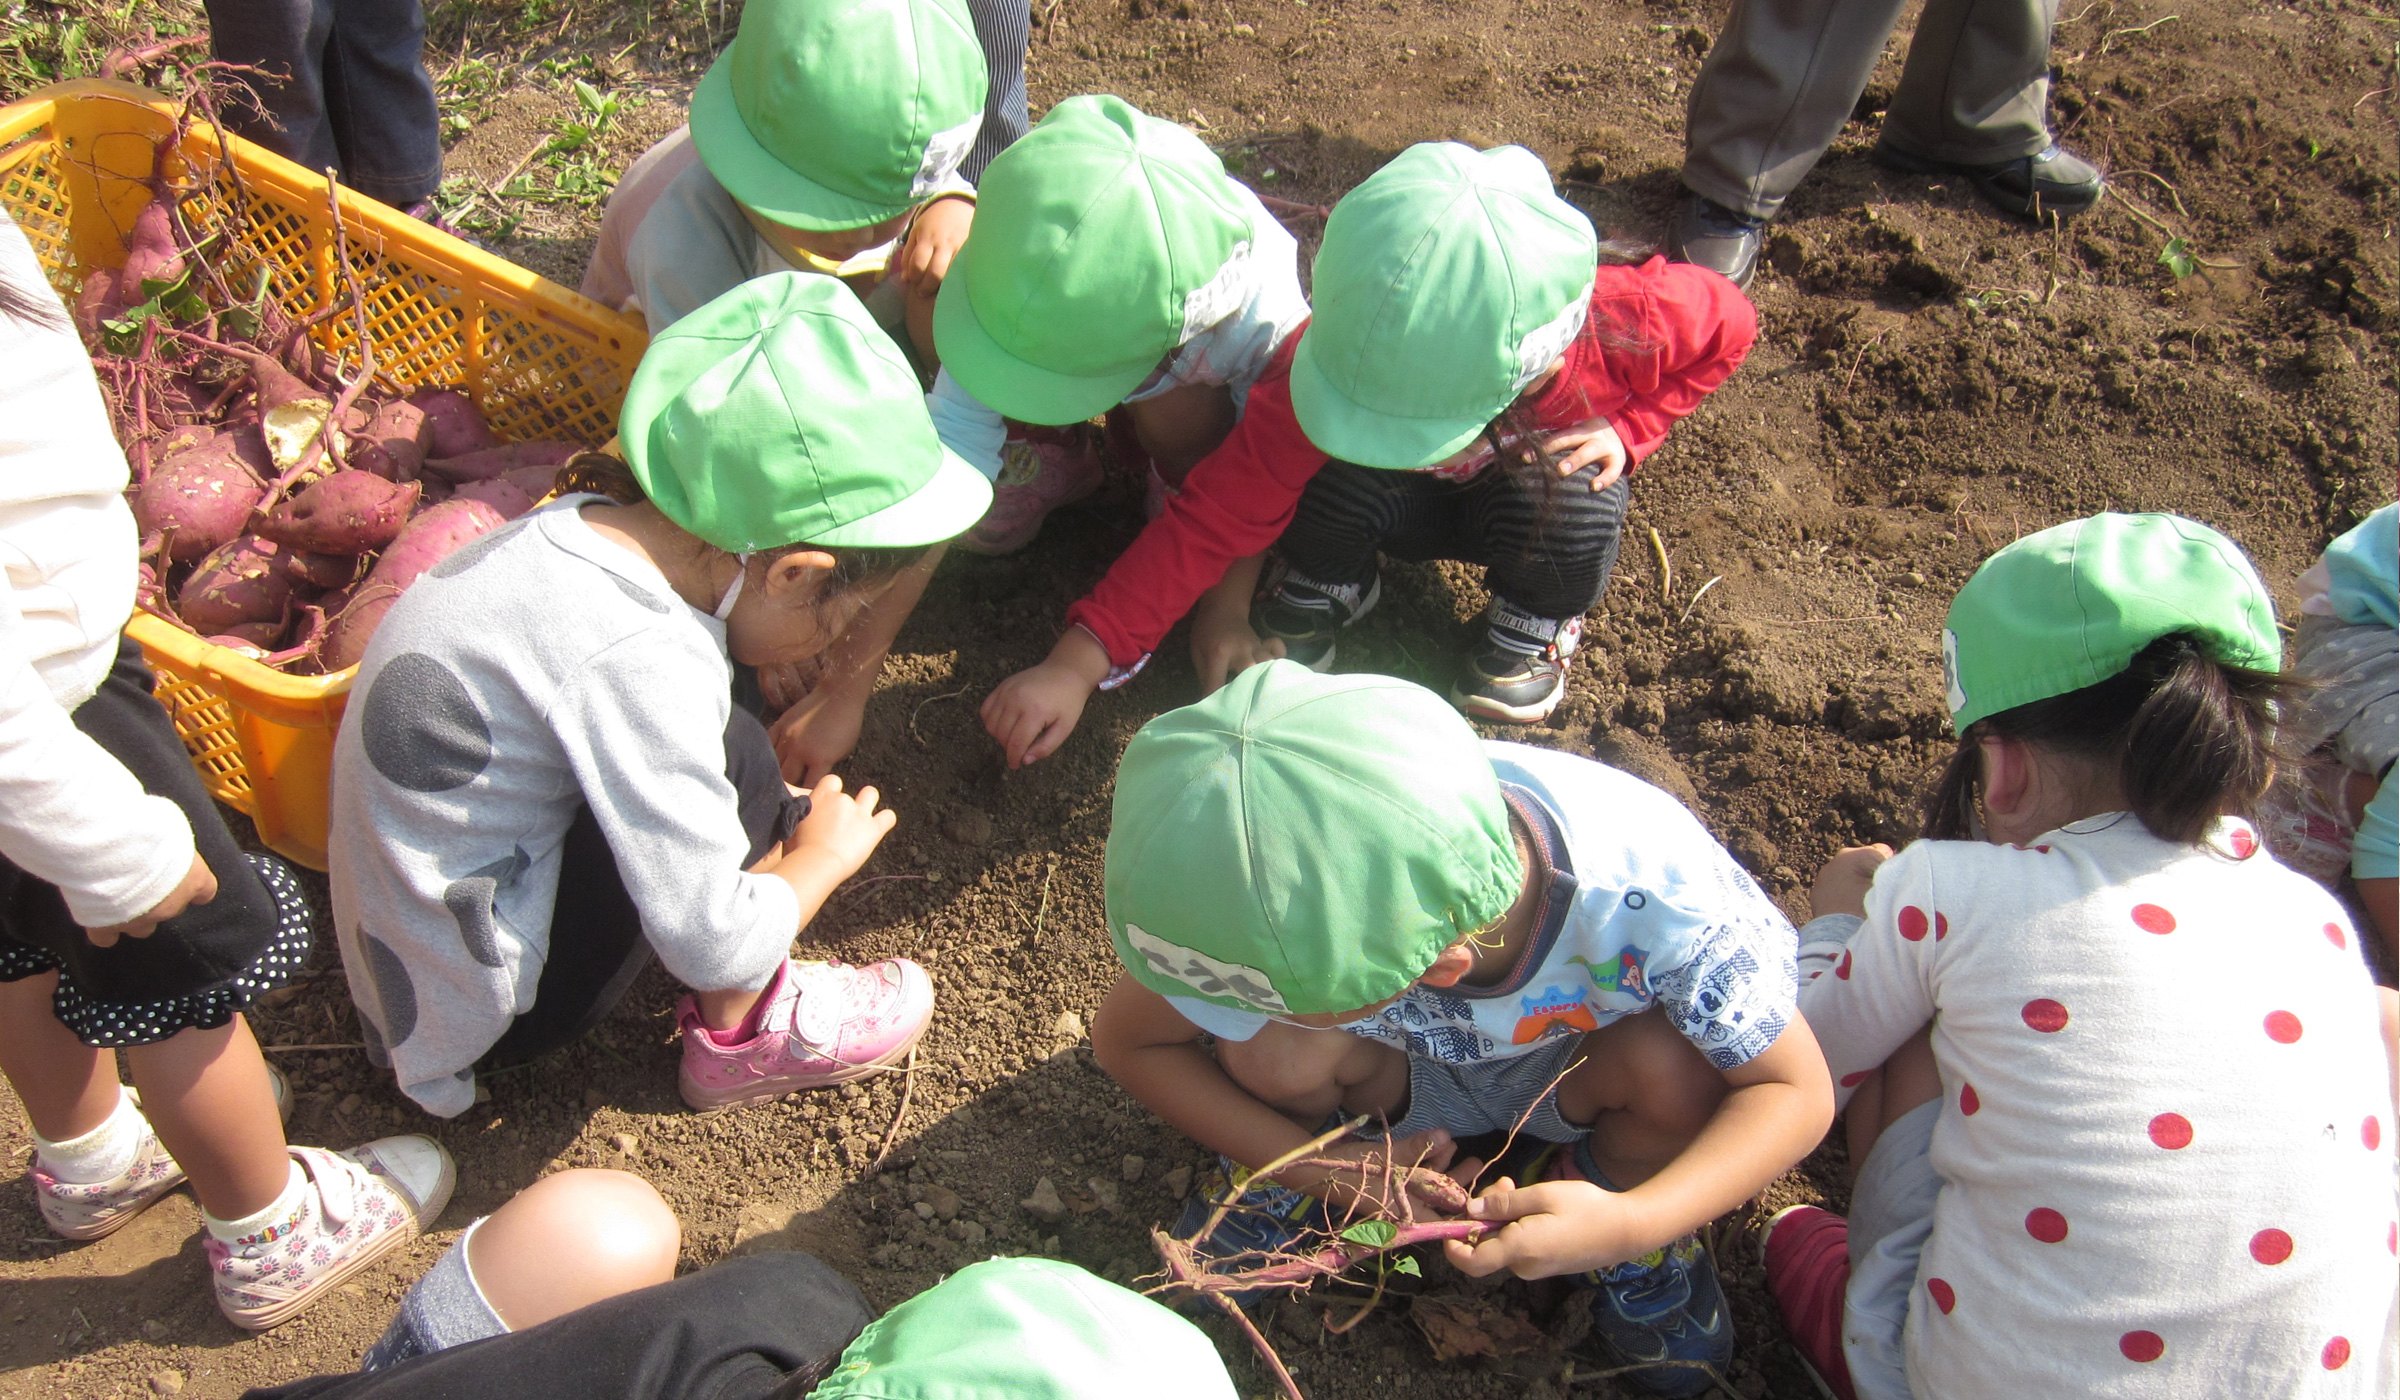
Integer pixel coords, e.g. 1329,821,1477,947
1064,256,1756,670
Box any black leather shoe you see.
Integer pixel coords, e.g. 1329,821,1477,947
1667,192,1767,290
1871,141,2104,220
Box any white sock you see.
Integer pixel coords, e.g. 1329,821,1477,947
32,1086,143,1184
203,1160,307,1245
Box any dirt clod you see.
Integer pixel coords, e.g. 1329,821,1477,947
1021,1177,1067,1222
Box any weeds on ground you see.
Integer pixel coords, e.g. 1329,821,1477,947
0,0,203,98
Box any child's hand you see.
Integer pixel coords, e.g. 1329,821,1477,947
895,195,974,296
1442,1176,1641,1280
779,773,896,885
982,661,1094,768
1539,418,1627,490
1811,844,1895,919
770,684,867,789
86,852,217,946
1191,605,1284,694
981,629,1113,768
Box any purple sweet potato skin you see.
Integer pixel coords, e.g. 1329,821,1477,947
179,535,294,632
318,582,405,673
120,200,186,292
205,620,285,649
284,549,359,589
422,440,578,482
254,470,421,554
406,389,497,458
450,476,538,519
136,431,268,562
352,399,432,481
367,497,509,592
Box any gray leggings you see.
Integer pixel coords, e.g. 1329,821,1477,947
1844,1097,1941,1400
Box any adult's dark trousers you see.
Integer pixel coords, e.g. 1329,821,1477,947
1681,0,2059,220
243,1252,875,1400
203,0,444,208
0,640,280,1032
481,706,805,1068
1276,460,1632,625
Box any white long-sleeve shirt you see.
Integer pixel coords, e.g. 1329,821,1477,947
0,209,196,928
1801,815,2398,1399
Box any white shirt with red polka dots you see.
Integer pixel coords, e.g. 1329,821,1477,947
1801,813,2397,1399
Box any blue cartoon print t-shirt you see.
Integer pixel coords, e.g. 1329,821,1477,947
1168,742,1799,1071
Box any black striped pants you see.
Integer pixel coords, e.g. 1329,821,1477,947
1275,459,1632,624
963,0,1031,183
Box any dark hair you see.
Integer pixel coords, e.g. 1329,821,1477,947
0,259,69,330
553,449,923,601
1920,633,2295,846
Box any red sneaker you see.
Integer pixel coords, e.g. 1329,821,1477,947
1760,1204,1858,1400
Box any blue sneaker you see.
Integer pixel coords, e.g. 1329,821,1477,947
1169,1159,1332,1305
1579,1233,1736,1398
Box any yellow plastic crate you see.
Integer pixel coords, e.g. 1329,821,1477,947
0,78,648,870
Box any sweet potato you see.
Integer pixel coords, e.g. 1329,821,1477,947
406,388,497,458
254,470,420,554
318,582,405,673
179,535,294,632
135,429,268,562
284,549,360,590
367,497,509,592
74,267,123,337
450,476,538,520
352,399,432,482
422,440,578,483
250,354,335,476
204,620,284,650
120,198,185,293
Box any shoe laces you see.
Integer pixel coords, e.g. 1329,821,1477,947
1689,196,1767,234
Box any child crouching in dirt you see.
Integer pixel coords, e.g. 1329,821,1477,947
1090,661,1833,1398
983,142,1753,765
329,275,990,1118
1760,513,2399,1400
578,0,1001,788
239,1169,1241,1399
0,209,453,1332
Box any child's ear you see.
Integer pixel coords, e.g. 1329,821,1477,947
1416,940,1478,988
1977,734,2036,825
758,548,839,605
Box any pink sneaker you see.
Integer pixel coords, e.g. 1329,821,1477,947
30,1071,291,1243
677,957,935,1113
958,425,1104,555
210,1138,456,1332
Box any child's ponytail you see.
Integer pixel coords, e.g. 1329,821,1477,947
1921,633,2294,845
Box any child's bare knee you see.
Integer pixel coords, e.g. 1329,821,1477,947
490,1169,680,1284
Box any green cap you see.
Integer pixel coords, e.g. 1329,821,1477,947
811,1258,1237,1400
934,96,1257,425
1290,143,1597,470
1942,512,2282,731
1105,661,1522,1016
688,0,987,231
618,273,992,551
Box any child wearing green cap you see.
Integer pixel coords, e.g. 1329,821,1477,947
242,1171,1239,1400
1759,513,2398,1400
982,141,1754,767
1091,661,1833,1398
329,275,992,1119
928,94,1310,554
581,0,994,357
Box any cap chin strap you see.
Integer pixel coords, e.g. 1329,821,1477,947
713,552,757,621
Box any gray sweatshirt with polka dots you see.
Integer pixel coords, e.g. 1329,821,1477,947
328,497,800,1116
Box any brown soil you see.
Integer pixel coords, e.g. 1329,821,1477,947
3,0,2393,1395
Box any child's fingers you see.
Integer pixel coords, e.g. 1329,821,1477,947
1442,1231,1515,1278
1022,717,1070,766
848,784,882,816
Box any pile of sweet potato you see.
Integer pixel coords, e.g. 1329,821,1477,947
85,115,585,673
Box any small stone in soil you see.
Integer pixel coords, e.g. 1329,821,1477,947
923,1184,961,1220
1020,1177,1066,1222
914,1201,936,1220
942,807,993,845
148,1370,184,1396
1164,1164,1193,1199
337,1092,363,1116
1120,1154,1145,1182
140,1319,170,1342
610,1133,640,1157
1053,1010,1085,1040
